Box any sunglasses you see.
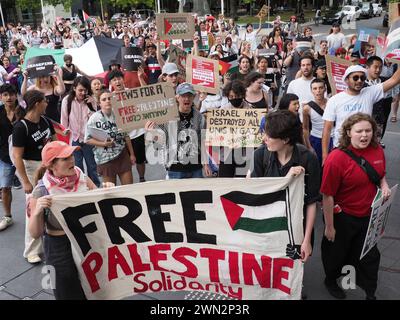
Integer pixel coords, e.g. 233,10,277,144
350,75,366,82
101,97,112,101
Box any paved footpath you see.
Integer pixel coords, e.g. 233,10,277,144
1,118,399,300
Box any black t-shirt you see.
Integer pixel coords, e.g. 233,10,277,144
0,106,17,164
12,116,55,161
145,55,162,84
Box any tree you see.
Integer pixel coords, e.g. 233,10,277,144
108,0,154,9
16,0,72,10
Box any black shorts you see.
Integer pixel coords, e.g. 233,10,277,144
131,134,146,164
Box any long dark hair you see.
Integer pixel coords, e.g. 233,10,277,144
67,76,95,116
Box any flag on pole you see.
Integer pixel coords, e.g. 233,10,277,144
82,10,90,22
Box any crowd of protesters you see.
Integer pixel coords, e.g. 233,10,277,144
0,9,399,301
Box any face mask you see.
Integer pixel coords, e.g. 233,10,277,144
229,98,243,108
65,63,72,67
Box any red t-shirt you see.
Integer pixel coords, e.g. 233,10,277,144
123,71,148,89
321,145,385,217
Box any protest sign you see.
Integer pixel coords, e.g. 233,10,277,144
353,28,379,58
205,108,265,148
360,185,398,259
167,44,187,78
186,55,220,94
257,48,277,58
256,5,269,19
156,13,196,40
51,176,305,300
326,55,352,95
111,83,178,132
121,47,143,71
26,55,55,79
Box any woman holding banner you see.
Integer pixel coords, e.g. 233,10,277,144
251,110,319,257
251,110,320,299
320,113,390,300
85,90,136,185
21,65,65,122
28,141,112,300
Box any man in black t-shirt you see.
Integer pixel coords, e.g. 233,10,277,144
145,43,161,84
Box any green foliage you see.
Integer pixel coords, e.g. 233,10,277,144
16,0,72,10
108,0,155,9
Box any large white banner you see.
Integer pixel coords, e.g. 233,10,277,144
51,176,305,300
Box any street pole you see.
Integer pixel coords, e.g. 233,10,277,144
40,0,47,27
0,2,5,27
221,0,224,16
100,0,104,22
267,0,270,22
157,0,161,13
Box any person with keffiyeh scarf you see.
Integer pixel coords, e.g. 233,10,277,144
28,141,113,299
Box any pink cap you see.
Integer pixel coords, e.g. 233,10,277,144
41,141,80,166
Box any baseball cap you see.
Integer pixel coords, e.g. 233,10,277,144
42,141,80,167
176,82,196,95
342,65,367,82
162,62,179,75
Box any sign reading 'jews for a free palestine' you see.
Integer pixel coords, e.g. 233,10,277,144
50,176,305,300
111,83,179,132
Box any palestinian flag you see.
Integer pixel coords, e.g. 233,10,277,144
65,36,123,76
220,54,239,76
23,47,65,71
82,10,90,22
49,119,72,145
221,190,288,234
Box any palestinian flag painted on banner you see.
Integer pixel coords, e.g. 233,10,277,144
220,190,288,234
65,36,123,76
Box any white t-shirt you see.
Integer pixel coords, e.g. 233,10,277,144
326,33,346,52
241,31,257,51
286,77,315,121
0,65,7,86
323,84,384,146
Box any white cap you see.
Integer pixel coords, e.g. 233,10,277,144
342,65,367,82
162,62,179,75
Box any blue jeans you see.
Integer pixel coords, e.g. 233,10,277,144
310,135,333,166
72,140,100,187
167,168,203,179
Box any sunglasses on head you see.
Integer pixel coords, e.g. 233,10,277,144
350,75,366,82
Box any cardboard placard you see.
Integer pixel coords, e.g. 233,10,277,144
258,48,277,57
26,55,55,79
361,185,398,259
121,47,143,71
186,55,219,94
167,44,188,78
111,83,179,132
325,55,352,95
156,13,196,40
205,108,266,148
256,5,269,19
